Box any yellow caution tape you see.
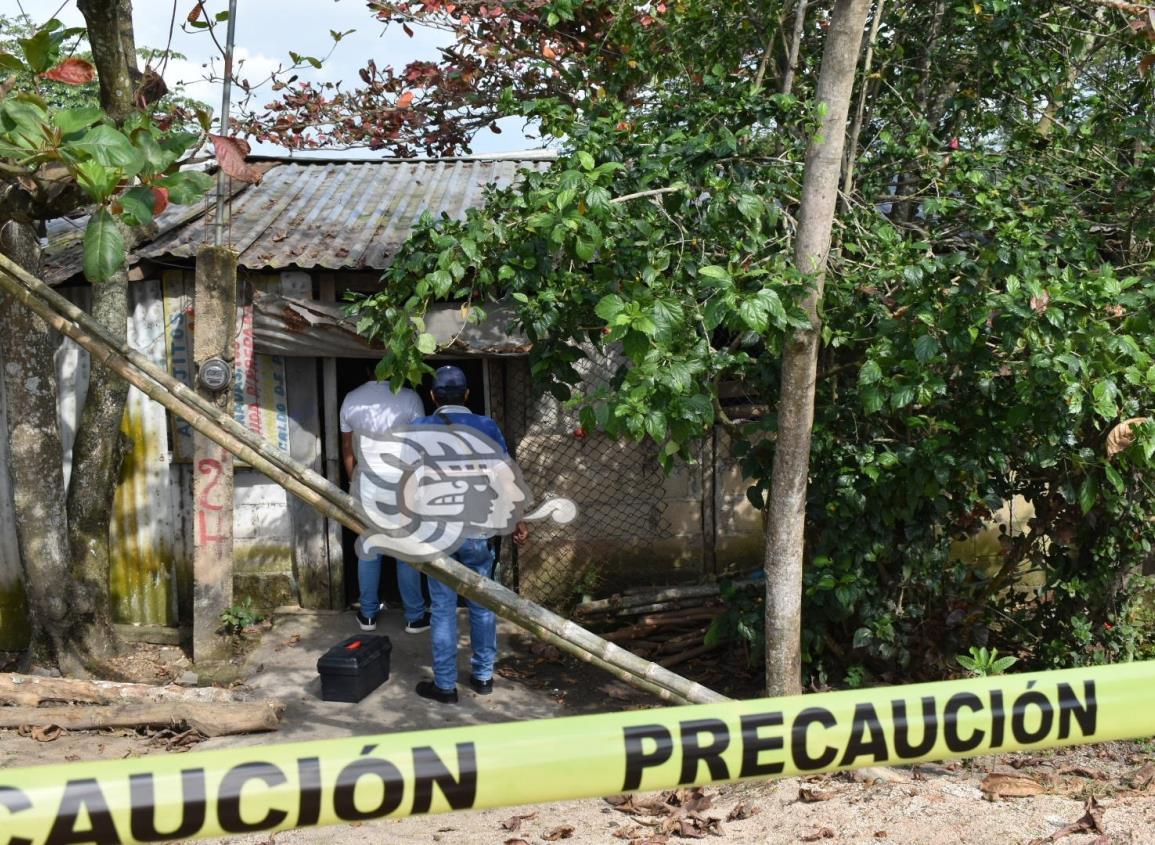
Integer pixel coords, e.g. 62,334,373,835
2,661,1153,845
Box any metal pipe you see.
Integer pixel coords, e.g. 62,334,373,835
212,0,240,247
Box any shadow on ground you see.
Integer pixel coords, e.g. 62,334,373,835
201,605,662,752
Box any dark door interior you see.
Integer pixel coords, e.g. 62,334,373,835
334,357,486,608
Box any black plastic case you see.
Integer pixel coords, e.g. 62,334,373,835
316,635,391,702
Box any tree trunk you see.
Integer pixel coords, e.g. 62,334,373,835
763,0,872,696
0,223,75,672
77,0,138,123
64,274,127,663
780,0,809,96
53,0,142,666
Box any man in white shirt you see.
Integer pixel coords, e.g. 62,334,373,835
339,375,429,633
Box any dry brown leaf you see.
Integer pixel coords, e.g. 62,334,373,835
543,824,575,841
725,802,760,821
1106,417,1149,456
980,772,1046,799
1026,797,1105,844
41,58,96,85
671,787,713,813
1056,766,1109,781
503,839,530,845
801,828,836,842
31,725,62,742
1128,762,1155,790
500,812,537,831
209,134,263,184
798,787,837,802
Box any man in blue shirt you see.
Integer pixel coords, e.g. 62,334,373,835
414,365,529,703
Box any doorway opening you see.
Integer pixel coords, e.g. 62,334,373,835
333,357,488,609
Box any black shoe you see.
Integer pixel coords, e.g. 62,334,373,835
469,676,493,695
404,613,432,634
356,612,376,632
415,680,458,704
356,603,384,631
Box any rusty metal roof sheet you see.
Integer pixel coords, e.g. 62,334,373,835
138,157,553,272
41,156,554,284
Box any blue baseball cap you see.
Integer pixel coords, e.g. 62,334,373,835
432,365,468,391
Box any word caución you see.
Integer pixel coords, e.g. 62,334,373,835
623,680,1096,790
0,743,477,845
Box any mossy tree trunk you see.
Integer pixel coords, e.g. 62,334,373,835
0,223,78,672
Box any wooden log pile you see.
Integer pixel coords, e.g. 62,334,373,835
0,674,283,737
574,585,725,670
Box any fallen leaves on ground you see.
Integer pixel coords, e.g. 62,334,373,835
604,788,722,839
1055,766,1108,780
798,787,837,802
980,772,1046,799
725,802,760,821
612,826,670,844
503,839,530,845
543,824,575,840
500,812,537,831
529,642,564,661
1027,797,1105,844
1127,762,1155,791
17,724,62,742
800,827,835,841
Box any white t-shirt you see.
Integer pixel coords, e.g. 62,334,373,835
339,381,424,436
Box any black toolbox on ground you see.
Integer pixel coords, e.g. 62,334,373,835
317,635,391,702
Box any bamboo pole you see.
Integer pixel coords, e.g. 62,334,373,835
0,255,728,705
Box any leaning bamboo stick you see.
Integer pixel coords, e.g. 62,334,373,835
0,255,729,705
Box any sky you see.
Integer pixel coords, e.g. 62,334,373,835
0,0,541,157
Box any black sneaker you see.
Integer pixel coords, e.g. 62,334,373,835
356,603,384,632
415,680,458,704
469,676,493,695
404,613,432,634
356,612,376,632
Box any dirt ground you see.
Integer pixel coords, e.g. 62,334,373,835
2,609,1155,844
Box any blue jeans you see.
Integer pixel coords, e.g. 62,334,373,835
357,556,427,623
429,538,497,689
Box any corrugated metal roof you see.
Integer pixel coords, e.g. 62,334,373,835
138,157,553,272
41,156,554,283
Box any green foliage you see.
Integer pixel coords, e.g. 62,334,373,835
350,1,1155,684
956,646,1018,677
703,579,764,668
0,17,212,282
219,598,265,636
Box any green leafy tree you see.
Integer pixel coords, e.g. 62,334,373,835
282,0,1155,687
0,4,212,673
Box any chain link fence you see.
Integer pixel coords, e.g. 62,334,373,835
494,349,672,609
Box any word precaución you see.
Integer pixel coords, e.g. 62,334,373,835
623,680,1096,791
